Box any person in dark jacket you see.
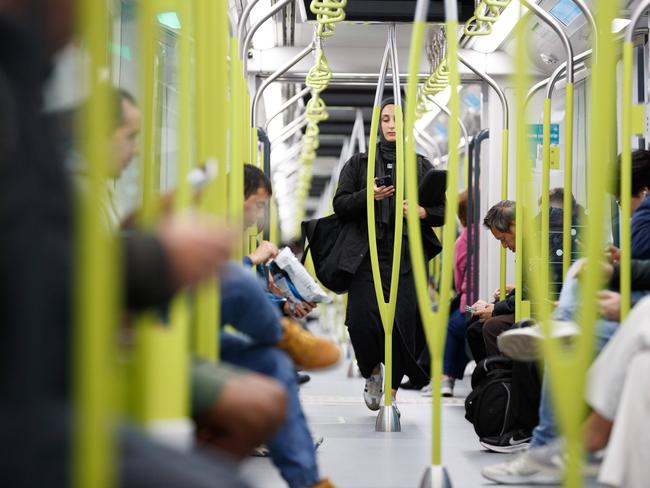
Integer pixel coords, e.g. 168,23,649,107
332,98,444,410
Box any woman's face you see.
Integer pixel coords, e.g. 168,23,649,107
380,104,396,142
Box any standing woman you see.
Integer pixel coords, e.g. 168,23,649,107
333,98,445,411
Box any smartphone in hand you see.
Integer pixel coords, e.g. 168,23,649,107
375,176,393,187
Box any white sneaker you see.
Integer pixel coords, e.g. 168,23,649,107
420,381,432,397
441,377,455,397
363,369,383,411
498,321,579,361
481,451,562,485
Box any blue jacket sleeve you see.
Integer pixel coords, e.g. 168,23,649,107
219,263,283,344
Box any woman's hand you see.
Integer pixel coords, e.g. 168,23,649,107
374,185,395,201
402,201,426,219
597,290,621,321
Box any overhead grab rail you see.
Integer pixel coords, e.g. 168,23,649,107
264,86,311,131
293,0,347,235
518,0,574,318
464,0,512,37
458,53,510,298
620,0,650,319
364,25,404,433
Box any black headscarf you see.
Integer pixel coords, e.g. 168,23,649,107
375,97,398,236
378,97,397,163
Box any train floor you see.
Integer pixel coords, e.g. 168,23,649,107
241,333,604,487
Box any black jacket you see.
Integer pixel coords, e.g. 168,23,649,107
332,152,444,275
610,259,650,292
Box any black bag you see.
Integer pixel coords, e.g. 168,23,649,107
464,356,515,438
301,214,353,294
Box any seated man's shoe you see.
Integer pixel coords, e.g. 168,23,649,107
481,451,562,485
441,377,455,397
296,372,311,385
479,428,532,453
277,318,341,369
498,320,579,361
400,378,428,390
309,479,337,488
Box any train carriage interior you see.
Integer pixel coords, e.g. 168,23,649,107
3,0,650,487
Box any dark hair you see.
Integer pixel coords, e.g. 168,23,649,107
244,163,272,199
539,187,576,208
483,200,516,232
110,87,137,131
615,149,650,198
457,190,468,227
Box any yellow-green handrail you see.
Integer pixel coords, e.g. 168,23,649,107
364,27,403,410
514,2,618,486
620,1,650,319
520,0,575,309
406,0,462,465
193,0,228,362
310,0,347,38
74,0,116,485
464,0,512,37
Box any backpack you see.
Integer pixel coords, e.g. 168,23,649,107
300,214,353,294
464,356,515,438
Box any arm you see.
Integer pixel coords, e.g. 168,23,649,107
610,259,650,292
333,155,367,222
417,157,445,227
493,291,516,316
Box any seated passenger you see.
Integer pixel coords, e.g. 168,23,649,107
439,190,470,397
241,163,340,369
482,150,650,483
219,263,336,488
465,200,520,362
70,88,289,461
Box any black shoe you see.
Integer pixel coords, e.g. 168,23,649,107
297,372,311,385
479,429,532,453
400,379,428,390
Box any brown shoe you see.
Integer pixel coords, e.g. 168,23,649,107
309,479,337,488
277,318,341,370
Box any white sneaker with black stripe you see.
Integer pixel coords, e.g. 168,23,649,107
481,450,562,485
363,366,383,411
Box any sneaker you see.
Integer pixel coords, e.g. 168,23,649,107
441,377,455,397
481,451,562,485
277,318,341,369
480,429,532,453
421,381,432,397
400,379,428,390
252,436,324,458
309,479,337,488
529,438,602,478
363,369,383,411
498,321,579,361
296,372,311,385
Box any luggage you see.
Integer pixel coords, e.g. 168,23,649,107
300,214,353,294
464,356,515,438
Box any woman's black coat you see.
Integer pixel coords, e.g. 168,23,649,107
332,152,444,276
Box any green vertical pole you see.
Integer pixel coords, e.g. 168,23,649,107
541,98,551,302
74,0,116,485
500,128,509,299
621,41,634,320
562,84,574,278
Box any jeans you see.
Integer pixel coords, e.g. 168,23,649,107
219,263,319,488
443,309,469,379
221,334,320,488
530,261,620,448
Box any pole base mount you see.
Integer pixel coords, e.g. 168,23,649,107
418,465,452,488
375,405,401,432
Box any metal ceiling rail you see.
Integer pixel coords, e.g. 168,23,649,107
254,72,481,84
264,86,311,131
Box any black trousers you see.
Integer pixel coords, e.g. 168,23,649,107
466,313,516,362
